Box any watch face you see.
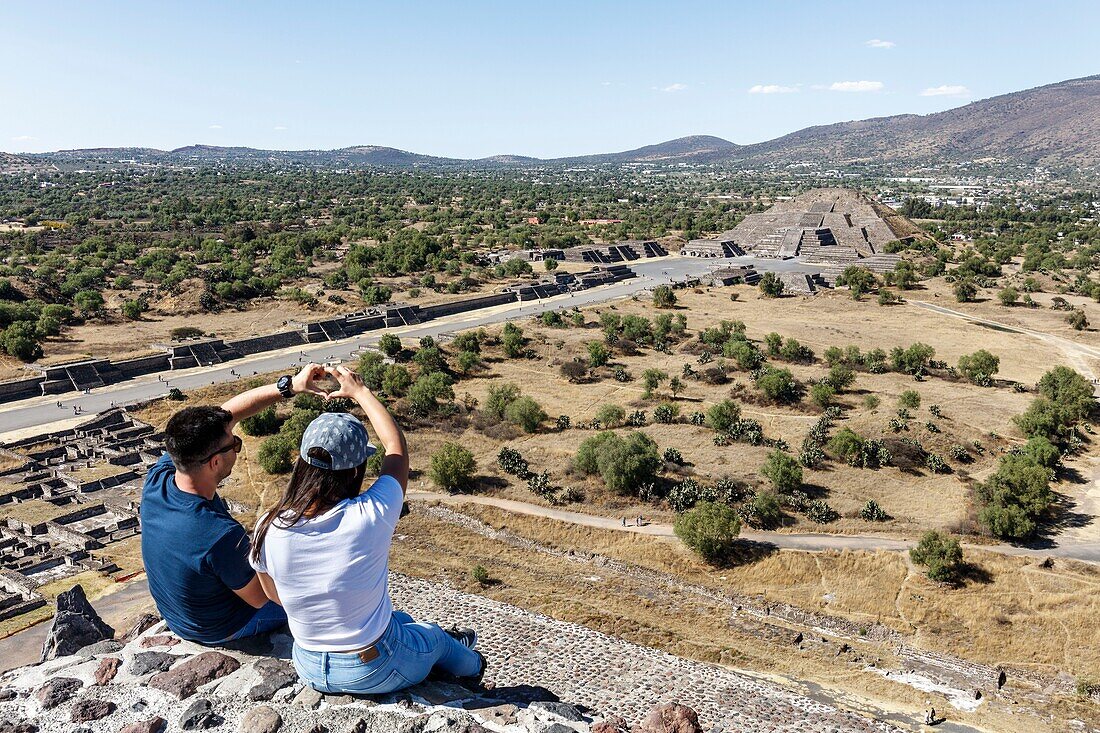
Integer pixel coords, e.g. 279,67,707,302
278,375,292,392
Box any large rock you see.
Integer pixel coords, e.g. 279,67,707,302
129,652,179,677
239,706,282,733
34,677,82,709
592,715,628,733
632,704,702,733
149,652,241,699
120,717,167,733
39,586,114,661
0,723,37,733
141,635,181,649
94,657,121,686
70,699,116,722
122,614,161,642
247,659,297,701
180,698,222,730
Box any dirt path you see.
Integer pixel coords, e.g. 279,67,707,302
406,490,1099,563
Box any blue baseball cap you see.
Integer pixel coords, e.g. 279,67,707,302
299,412,376,470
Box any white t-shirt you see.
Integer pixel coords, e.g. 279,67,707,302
249,474,404,651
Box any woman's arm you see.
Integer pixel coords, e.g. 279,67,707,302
220,363,329,427
256,571,283,606
328,364,409,494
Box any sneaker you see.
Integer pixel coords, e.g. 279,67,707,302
444,625,477,650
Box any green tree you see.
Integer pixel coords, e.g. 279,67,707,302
1037,366,1094,423
810,382,835,409
758,272,784,298
240,406,280,436
756,367,799,403
837,266,877,299
1068,309,1089,331
898,390,921,409
706,399,741,432
957,350,1000,386
641,368,668,399
998,287,1019,307
502,323,526,358
652,285,677,309
760,450,803,493
74,289,105,316
406,372,455,416
674,501,741,564
595,403,626,427
121,299,145,320
378,333,402,357
258,435,295,474
505,395,547,433
954,279,977,303
587,341,611,368
381,364,412,397
574,431,660,496
429,442,477,493
485,383,521,420
544,258,559,272
0,322,42,361
909,530,963,582
456,350,481,375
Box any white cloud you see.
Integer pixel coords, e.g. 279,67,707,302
748,84,799,94
865,39,895,48
273,125,288,130
659,83,688,93
208,124,223,129
11,135,36,142
920,84,971,97
828,80,884,93
601,81,612,86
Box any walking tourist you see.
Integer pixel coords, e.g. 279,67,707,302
249,365,485,694
140,363,330,644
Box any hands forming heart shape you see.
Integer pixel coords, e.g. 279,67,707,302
291,363,368,401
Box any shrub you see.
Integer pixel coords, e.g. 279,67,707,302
760,450,803,493
957,350,1000,386
456,350,482,375
378,334,402,357
497,447,530,477
653,403,679,424
471,565,490,586
574,430,661,496
559,360,587,382
652,285,677,308
587,341,611,368
505,396,547,433
778,338,814,364
805,500,839,524
723,339,765,370
501,323,526,358
239,406,280,436
258,435,294,474
998,287,1019,307
810,383,835,409
429,442,477,492
823,364,855,391
706,400,741,433
484,383,521,421
891,343,935,375
555,414,571,430
539,310,565,328
595,404,626,427
740,490,782,529
863,394,880,410
758,272,784,298
860,499,888,521
663,447,684,465
170,326,204,340
406,372,455,416
167,387,185,401
626,410,648,427
756,367,799,403
675,501,742,563
910,531,963,582
668,478,704,513
837,266,877,299
898,390,921,409
1068,309,1089,330
381,364,412,397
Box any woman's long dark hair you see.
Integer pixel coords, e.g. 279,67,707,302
251,446,367,564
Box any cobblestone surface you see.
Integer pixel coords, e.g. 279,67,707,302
387,574,898,732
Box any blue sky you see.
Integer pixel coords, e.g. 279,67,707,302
3,1,1098,158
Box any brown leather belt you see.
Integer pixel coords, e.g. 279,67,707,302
334,643,379,663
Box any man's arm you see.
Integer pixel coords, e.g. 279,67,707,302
255,571,283,606
220,363,329,427
232,575,271,609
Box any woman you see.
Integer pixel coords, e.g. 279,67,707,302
249,365,484,694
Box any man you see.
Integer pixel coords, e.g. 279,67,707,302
140,364,330,644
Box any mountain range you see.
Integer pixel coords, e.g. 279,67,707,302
5,74,1099,172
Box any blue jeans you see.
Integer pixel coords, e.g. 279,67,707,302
292,611,481,694
222,601,288,642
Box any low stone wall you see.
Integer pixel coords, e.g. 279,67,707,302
419,291,517,320
225,330,307,355
114,354,170,377
0,376,44,401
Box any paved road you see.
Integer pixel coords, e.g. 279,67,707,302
0,255,817,437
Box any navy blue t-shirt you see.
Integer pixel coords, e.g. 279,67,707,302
140,452,255,643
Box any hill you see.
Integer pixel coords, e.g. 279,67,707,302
735,74,1100,170
11,74,1100,172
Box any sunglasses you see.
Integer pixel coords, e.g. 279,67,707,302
200,434,243,464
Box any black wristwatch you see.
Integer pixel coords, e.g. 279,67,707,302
276,375,295,399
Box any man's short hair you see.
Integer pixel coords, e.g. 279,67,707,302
165,406,233,469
